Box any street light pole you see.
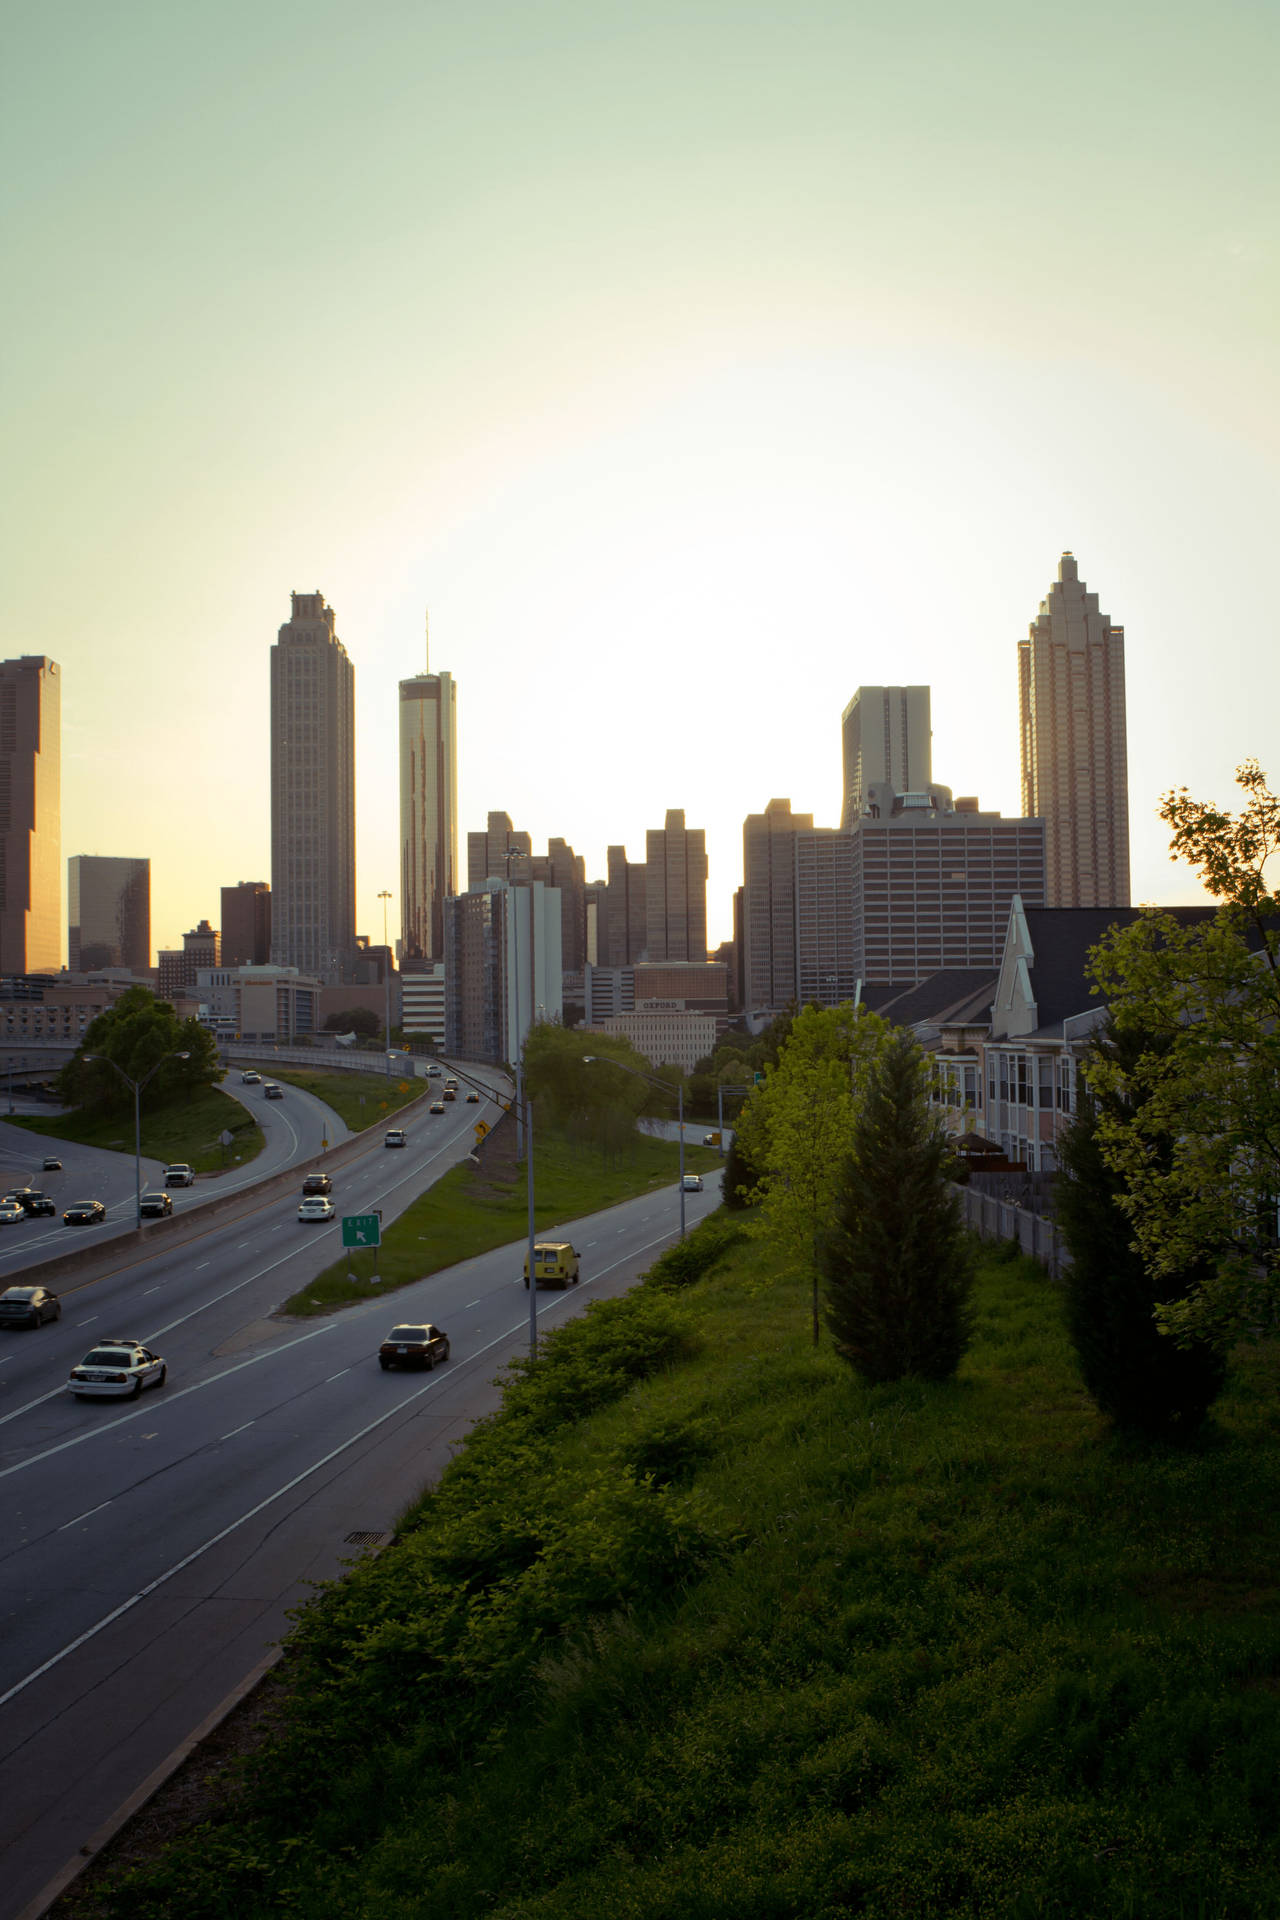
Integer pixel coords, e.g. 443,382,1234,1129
84,1049,190,1230
378,890,393,1077
583,1054,688,1240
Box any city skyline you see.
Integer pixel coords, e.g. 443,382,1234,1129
6,4,1276,955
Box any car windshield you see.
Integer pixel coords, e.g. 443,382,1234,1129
1,1289,36,1302
388,1327,428,1341
69,1201,95,1209
82,1349,133,1367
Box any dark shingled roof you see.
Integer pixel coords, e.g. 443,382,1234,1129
877,970,998,1029
1019,906,1221,1034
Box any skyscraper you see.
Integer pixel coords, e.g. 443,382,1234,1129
468,811,531,888
270,592,356,982
68,856,150,971
1018,553,1130,908
840,686,932,831
742,797,814,1013
0,655,60,973
645,809,708,964
398,617,457,960
221,881,271,967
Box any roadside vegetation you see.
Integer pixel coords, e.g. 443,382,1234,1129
283,1125,721,1315
67,1227,1280,1920
263,1066,428,1134
9,1082,264,1175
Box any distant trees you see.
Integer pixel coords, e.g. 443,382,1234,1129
741,1003,891,1344
324,1008,381,1039
1088,761,1280,1347
59,986,223,1112
1057,1019,1226,1436
820,1028,975,1383
522,1023,675,1163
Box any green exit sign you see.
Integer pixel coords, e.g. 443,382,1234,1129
342,1213,382,1248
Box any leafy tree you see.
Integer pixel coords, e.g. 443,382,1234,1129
820,1028,975,1383
720,1129,757,1211
325,1007,381,1039
59,987,223,1112
1088,761,1280,1346
522,1023,662,1163
1057,1020,1226,1435
745,1002,891,1344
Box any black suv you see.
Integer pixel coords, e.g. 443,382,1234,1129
9,1190,56,1217
301,1174,332,1196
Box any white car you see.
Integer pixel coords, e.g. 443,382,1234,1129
681,1173,704,1193
298,1195,336,1223
0,1200,26,1226
241,1070,261,1084
68,1341,166,1399
164,1163,195,1187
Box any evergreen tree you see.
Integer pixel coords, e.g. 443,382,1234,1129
820,1029,975,1382
1057,1021,1227,1436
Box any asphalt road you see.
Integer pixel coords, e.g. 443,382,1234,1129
0,1077,350,1282
0,1083,718,1920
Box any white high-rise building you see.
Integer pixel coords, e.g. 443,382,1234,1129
1018,553,1130,908
840,686,932,831
398,614,457,961
270,592,356,984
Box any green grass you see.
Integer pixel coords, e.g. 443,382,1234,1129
75,1233,1280,1919
7,1083,265,1174
282,1130,722,1315
263,1067,430,1133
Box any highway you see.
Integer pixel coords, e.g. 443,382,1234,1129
0,1073,719,1920
0,1075,349,1280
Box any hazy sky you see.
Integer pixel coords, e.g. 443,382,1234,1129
4,0,1276,957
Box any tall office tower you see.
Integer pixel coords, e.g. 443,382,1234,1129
795,790,1045,996
399,618,457,960
221,881,271,967
539,838,586,974
0,656,60,973
270,591,356,983
1018,552,1130,907
840,686,932,831
68,856,150,971
742,797,814,1013
467,811,532,888
604,845,647,966
644,809,708,963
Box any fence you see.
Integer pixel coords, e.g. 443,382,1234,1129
955,1174,1068,1278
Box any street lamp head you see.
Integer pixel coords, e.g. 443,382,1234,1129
582,1055,597,1063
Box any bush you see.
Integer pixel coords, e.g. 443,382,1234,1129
644,1212,748,1290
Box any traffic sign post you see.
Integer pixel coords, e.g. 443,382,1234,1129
342,1211,383,1284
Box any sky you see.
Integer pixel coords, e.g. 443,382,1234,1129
3,0,1277,958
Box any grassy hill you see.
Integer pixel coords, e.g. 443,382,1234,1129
7,1083,264,1173
60,1225,1280,1919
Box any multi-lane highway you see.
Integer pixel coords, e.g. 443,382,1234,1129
0,1073,719,1920
0,1075,350,1280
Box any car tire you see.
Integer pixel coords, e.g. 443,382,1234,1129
425,1351,435,1370
379,1358,390,1370
523,1277,529,1288
155,1365,167,1389
442,1343,450,1362
130,1377,142,1398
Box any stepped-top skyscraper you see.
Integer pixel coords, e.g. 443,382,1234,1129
0,655,60,972
840,686,931,830
398,614,456,961
270,591,356,983
1018,553,1130,908
645,809,708,963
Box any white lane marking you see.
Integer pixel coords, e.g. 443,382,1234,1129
220,1421,254,1440
325,1368,350,1382
236,1241,250,1249
143,1286,161,1295
75,1317,96,1326
0,1323,337,1480
586,1239,597,1246
0,1234,665,1714
465,1299,480,1309
58,1500,112,1531
196,1261,209,1269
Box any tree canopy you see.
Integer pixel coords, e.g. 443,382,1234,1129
737,1002,891,1343
59,986,223,1112
522,1023,677,1162
1087,761,1280,1347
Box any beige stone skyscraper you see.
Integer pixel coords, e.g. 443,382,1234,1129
270,591,356,982
1018,553,1130,908
0,656,60,972
742,797,813,1013
840,686,932,831
399,616,456,961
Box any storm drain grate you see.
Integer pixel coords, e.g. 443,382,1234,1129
345,1530,388,1547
